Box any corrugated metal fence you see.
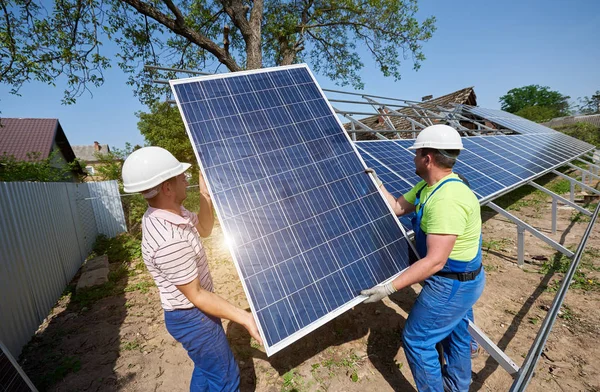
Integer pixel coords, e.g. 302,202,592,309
0,180,126,357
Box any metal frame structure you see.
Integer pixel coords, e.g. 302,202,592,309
145,64,599,389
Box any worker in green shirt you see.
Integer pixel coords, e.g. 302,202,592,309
362,124,485,392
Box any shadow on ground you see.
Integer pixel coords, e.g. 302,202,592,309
18,261,131,391
226,288,420,392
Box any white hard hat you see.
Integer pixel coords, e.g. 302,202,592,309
122,146,191,193
408,124,464,150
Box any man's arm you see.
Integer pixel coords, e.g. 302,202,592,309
390,233,456,290
177,278,263,345
195,172,215,237
365,168,416,216
380,186,417,217
361,234,456,303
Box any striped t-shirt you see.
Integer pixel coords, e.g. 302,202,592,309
141,206,214,310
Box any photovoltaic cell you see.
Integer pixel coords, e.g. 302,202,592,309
0,342,35,391
356,133,594,210
464,106,558,135
170,65,414,355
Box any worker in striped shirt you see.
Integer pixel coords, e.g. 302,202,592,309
122,146,262,392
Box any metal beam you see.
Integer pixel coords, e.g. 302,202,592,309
577,157,600,170
485,202,574,259
528,182,592,216
333,108,388,140
568,163,600,182
552,170,600,196
468,321,520,376
510,202,600,391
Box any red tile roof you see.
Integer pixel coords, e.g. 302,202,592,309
0,118,59,161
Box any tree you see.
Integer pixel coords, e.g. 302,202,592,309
514,106,560,123
1,0,436,105
0,151,85,182
577,91,600,115
137,102,195,166
499,85,571,118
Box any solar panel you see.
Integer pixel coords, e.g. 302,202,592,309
170,65,415,355
0,341,36,391
356,133,594,210
464,106,558,135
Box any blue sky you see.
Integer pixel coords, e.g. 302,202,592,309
1,0,598,150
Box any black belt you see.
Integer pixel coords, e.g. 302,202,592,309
435,265,482,282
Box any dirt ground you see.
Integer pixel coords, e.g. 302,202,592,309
19,174,600,392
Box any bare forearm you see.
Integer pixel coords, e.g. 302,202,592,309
189,289,249,325
196,191,214,237
391,257,445,291
380,186,414,216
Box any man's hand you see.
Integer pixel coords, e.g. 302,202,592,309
199,170,210,197
365,168,383,188
361,281,396,303
242,311,263,346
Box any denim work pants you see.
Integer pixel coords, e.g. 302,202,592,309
402,271,485,392
164,308,240,392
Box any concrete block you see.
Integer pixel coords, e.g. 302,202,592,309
83,255,109,273
76,267,109,292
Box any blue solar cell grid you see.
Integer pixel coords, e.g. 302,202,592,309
465,107,558,135
171,65,413,355
358,132,594,208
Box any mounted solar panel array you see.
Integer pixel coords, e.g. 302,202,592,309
170,65,415,356
357,132,594,206
464,106,559,135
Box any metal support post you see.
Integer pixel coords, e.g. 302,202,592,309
568,162,600,182
552,198,557,235
553,170,600,196
468,321,520,376
570,181,575,202
517,226,525,266
485,202,574,259
528,181,591,216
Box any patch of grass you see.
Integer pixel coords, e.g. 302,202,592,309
121,339,142,351
541,251,600,292
318,351,362,383
282,368,304,392
558,304,574,321
91,233,142,263
528,317,539,325
37,356,81,390
546,179,571,195
482,238,511,253
124,280,155,294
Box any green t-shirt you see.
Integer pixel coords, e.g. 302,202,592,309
403,173,481,261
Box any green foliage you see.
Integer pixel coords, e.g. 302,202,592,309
515,105,562,123
92,233,142,263
577,90,600,115
540,252,599,292
1,0,435,105
499,85,570,117
546,179,571,195
124,280,155,293
92,143,147,231
137,102,195,167
0,150,85,182
41,356,81,390
552,122,600,148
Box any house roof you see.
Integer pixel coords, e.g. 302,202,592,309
345,87,477,140
0,118,84,173
72,144,111,163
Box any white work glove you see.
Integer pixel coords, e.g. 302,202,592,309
361,282,396,303
365,168,383,188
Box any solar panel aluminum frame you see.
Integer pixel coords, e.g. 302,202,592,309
170,64,418,356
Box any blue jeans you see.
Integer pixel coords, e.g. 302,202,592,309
164,308,240,392
402,271,485,392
